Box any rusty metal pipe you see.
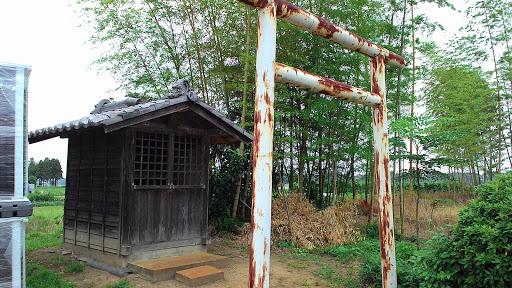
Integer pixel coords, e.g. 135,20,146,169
275,63,382,107
236,0,406,68
249,1,276,287
371,56,397,287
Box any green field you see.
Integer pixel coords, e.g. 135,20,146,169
34,186,65,196
26,206,64,251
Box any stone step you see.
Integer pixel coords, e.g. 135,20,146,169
175,265,224,287
127,253,229,282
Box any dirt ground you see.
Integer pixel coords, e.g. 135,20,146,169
27,235,356,288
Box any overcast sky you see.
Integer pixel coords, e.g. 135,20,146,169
0,0,468,177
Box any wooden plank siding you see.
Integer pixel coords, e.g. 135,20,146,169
120,126,209,253
64,129,122,253
65,117,211,256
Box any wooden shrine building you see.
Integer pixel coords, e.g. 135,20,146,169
29,80,253,267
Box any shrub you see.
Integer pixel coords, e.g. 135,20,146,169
26,263,75,288
32,200,64,207
28,192,58,202
213,217,244,234
363,221,380,240
415,172,512,287
363,221,403,241
65,262,85,273
358,240,420,287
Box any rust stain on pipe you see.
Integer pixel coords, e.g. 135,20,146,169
250,1,276,287
371,56,397,288
274,63,382,106
237,0,403,286
236,0,406,68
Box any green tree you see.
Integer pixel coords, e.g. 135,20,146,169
32,158,63,186
416,172,512,287
76,0,452,217
423,50,497,194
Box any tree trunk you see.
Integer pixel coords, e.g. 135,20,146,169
289,137,294,192
145,0,182,76
332,160,337,205
231,8,251,219
397,0,407,236
476,160,481,185
484,8,502,174
298,93,312,194
207,4,230,117
240,149,253,218
318,129,324,207
369,159,375,223
409,2,416,203
365,158,369,202
306,159,313,200
415,158,420,249
184,0,209,103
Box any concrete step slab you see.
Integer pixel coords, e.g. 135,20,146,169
175,265,224,287
127,253,228,282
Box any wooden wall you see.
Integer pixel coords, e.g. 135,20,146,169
120,127,209,253
64,119,211,256
64,129,123,254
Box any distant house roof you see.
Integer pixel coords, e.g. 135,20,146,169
29,95,253,145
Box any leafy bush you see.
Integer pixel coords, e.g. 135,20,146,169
26,263,75,288
32,200,64,207
363,221,403,241
363,221,380,239
421,181,449,192
208,145,248,220
358,240,420,287
213,217,245,234
415,172,512,287
65,262,85,273
28,192,58,202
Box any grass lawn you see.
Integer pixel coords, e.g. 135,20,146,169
26,206,64,251
31,206,64,220
34,186,65,197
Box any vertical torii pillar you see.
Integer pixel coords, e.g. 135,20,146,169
371,55,397,287
250,0,276,287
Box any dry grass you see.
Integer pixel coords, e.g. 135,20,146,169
271,193,359,249
236,193,359,249
234,190,469,250
391,190,471,239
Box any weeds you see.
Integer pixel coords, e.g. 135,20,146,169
105,279,133,288
34,186,65,196
392,191,464,239
51,256,69,265
29,188,65,206
26,206,63,251
65,262,85,273
26,263,75,288
26,228,62,251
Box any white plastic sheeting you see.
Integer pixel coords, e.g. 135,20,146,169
0,62,32,288
0,62,31,199
0,218,27,288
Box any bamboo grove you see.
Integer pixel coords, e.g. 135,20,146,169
77,0,512,218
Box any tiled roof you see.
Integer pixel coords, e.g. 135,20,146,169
29,96,253,144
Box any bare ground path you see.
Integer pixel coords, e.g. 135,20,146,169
28,235,357,287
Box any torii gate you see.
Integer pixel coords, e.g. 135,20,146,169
236,0,406,287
